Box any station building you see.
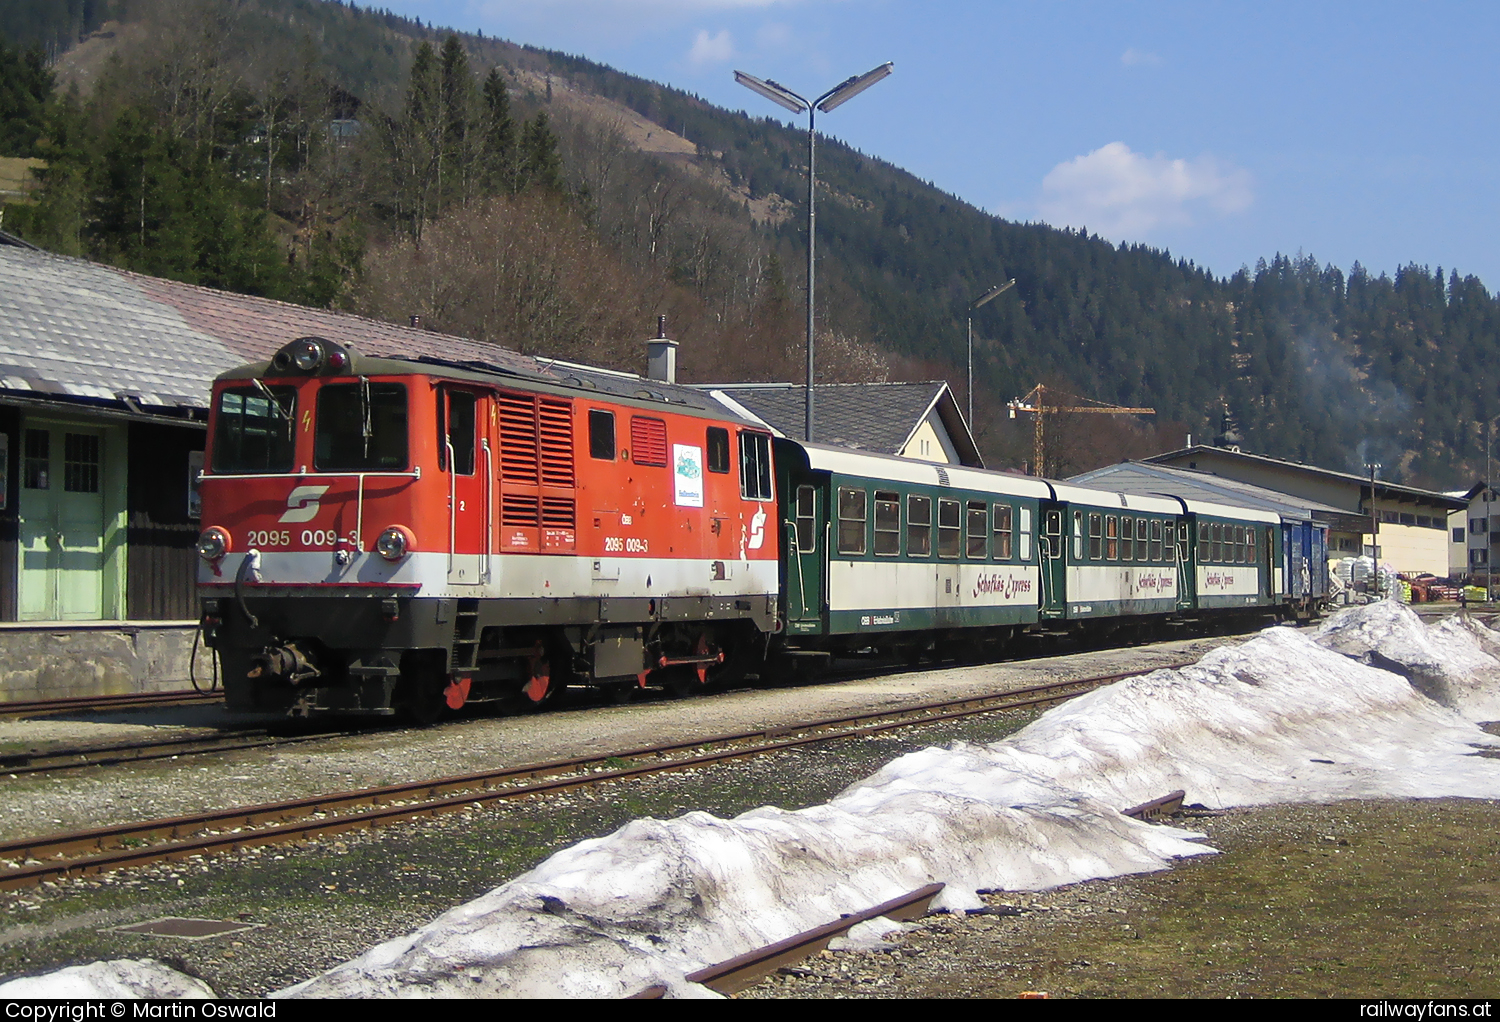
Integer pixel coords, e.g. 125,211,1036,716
1144,444,1463,577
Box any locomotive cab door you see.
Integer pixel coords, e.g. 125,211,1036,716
440,387,488,585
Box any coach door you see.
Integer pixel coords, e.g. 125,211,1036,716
785,481,825,632
1175,519,1196,610
1039,505,1066,618
440,387,488,585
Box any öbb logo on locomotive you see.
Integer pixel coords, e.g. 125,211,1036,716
194,336,1326,720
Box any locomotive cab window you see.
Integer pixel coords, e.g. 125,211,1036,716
315,381,408,471
588,410,615,460
907,495,932,556
706,427,730,473
837,487,868,556
437,389,476,475
212,385,296,474
739,431,773,500
874,491,901,556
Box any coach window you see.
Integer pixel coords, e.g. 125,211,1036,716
1178,522,1189,562
1105,515,1119,560
938,499,962,558
438,389,476,475
795,485,817,552
994,504,1014,560
315,381,408,471
1071,510,1083,560
908,495,932,556
1211,523,1223,563
1247,527,1256,561
1088,513,1103,560
1137,518,1149,561
838,487,868,555
1197,522,1209,561
966,501,988,559
1150,519,1163,562
873,490,902,556
739,431,774,500
706,427,730,474
1019,507,1033,561
1120,515,1133,561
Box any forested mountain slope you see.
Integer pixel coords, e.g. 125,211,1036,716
1,0,1494,487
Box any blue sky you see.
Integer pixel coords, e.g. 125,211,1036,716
374,1,1500,289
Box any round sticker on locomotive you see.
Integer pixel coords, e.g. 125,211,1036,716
673,444,704,508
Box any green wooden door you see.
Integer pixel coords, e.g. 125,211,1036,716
18,425,107,621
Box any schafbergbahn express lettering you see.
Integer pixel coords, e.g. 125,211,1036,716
972,572,1033,599
1128,570,1178,595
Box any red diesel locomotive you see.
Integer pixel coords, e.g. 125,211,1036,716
197,336,780,718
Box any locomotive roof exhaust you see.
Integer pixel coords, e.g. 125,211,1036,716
647,316,677,385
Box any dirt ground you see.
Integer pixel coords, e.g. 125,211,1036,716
743,797,1500,999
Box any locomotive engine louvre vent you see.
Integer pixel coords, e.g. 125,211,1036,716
109,917,264,940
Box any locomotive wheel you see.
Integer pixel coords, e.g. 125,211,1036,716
519,640,563,711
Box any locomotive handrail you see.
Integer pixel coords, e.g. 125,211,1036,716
482,438,494,584
198,468,422,552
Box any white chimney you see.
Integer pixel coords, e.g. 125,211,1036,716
646,315,677,384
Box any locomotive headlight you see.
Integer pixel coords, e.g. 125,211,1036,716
376,525,414,561
197,526,231,562
290,337,324,372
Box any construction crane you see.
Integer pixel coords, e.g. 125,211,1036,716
1006,383,1156,478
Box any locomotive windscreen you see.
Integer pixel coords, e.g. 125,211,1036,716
314,382,409,470
212,385,296,474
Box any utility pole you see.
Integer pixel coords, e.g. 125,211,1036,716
1366,461,1381,595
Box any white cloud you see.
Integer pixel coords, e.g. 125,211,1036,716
1037,141,1253,239
1120,48,1161,67
688,27,734,64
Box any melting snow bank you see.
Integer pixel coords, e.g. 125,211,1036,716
278,602,1500,999
0,959,215,999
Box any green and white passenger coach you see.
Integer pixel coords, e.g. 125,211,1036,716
774,440,1296,654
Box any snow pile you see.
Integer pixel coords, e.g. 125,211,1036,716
1316,600,1500,719
0,959,215,999
281,602,1500,999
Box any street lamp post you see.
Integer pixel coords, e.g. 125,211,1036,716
735,63,894,442
1366,461,1381,595
967,279,1016,429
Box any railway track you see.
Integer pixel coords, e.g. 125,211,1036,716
0,727,359,777
0,690,221,720
0,661,1194,891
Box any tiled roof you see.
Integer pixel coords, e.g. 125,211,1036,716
0,246,731,418
700,381,955,455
